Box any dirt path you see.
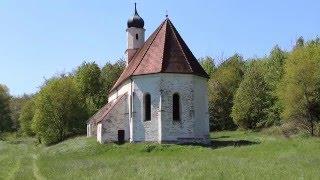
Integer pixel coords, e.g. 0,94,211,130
0,138,46,180
6,159,22,180
32,153,46,180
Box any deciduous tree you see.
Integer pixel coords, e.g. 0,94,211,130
0,85,12,132
19,99,36,136
208,54,244,130
232,62,272,129
200,56,215,77
278,41,320,136
74,62,102,116
32,77,86,145
262,46,287,126
100,59,125,102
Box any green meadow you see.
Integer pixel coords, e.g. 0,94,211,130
0,131,319,180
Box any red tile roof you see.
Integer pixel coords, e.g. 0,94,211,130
111,18,209,92
88,94,128,124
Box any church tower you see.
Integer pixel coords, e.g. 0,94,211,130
126,3,145,64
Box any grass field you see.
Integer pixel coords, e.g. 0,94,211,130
0,131,320,180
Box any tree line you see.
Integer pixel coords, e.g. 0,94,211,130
1,37,319,145
201,37,320,136
0,60,125,144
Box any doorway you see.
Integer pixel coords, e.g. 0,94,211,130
118,130,125,144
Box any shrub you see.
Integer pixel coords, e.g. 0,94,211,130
32,77,87,145
19,99,36,136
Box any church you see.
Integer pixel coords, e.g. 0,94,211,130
87,4,210,144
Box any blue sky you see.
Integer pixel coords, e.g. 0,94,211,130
0,0,319,96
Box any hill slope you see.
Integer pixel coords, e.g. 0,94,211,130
0,131,320,179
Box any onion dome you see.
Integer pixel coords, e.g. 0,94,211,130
127,3,144,28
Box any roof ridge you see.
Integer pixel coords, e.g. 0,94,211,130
127,48,140,64
167,19,193,72
160,19,169,72
131,20,167,75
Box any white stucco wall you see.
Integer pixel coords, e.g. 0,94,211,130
108,80,131,102
100,73,209,144
87,122,97,138
87,124,91,137
131,74,161,142
131,73,209,143
99,95,130,143
97,123,102,143
159,74,195,142
126,27,145,50
193,76,210,139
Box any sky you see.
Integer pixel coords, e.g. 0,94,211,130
0,0,319,96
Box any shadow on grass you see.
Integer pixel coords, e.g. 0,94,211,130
180,138,260,149
212,135,230,139
209,139,260,149
139,139,260,153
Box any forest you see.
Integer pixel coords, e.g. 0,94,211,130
1,37,320,145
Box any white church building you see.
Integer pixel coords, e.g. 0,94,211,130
87,4,210,144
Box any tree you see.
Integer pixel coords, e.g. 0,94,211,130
278,41,320,136
208,54,244,130
74,62,102,116
199,56,215,77
32,77,87,145
100,59,126,102
262,46,287,126
10,94,31,131
19,99,36,136
232,62,272,129
0,85,12,132
295,36,305,48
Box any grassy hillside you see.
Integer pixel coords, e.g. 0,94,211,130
0,131,320,179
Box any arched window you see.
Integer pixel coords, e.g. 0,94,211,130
144,93,151,121
173,93,180,121
135,34,139,40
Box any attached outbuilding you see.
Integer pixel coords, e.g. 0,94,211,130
87,4,210,144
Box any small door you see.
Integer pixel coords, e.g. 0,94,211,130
118,130,125,144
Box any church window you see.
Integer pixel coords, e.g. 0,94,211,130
144,93,151,121
173,93,180,121
136,34,139,40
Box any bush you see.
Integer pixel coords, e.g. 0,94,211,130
19,99,36,136
32,77,87,145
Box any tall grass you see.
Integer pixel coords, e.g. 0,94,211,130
0,131,319,179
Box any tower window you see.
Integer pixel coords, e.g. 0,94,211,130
144,93,151,121
173,93,180,121
136,34,139,40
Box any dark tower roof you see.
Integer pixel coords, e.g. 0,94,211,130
111,18,209,92
127,3,144,28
